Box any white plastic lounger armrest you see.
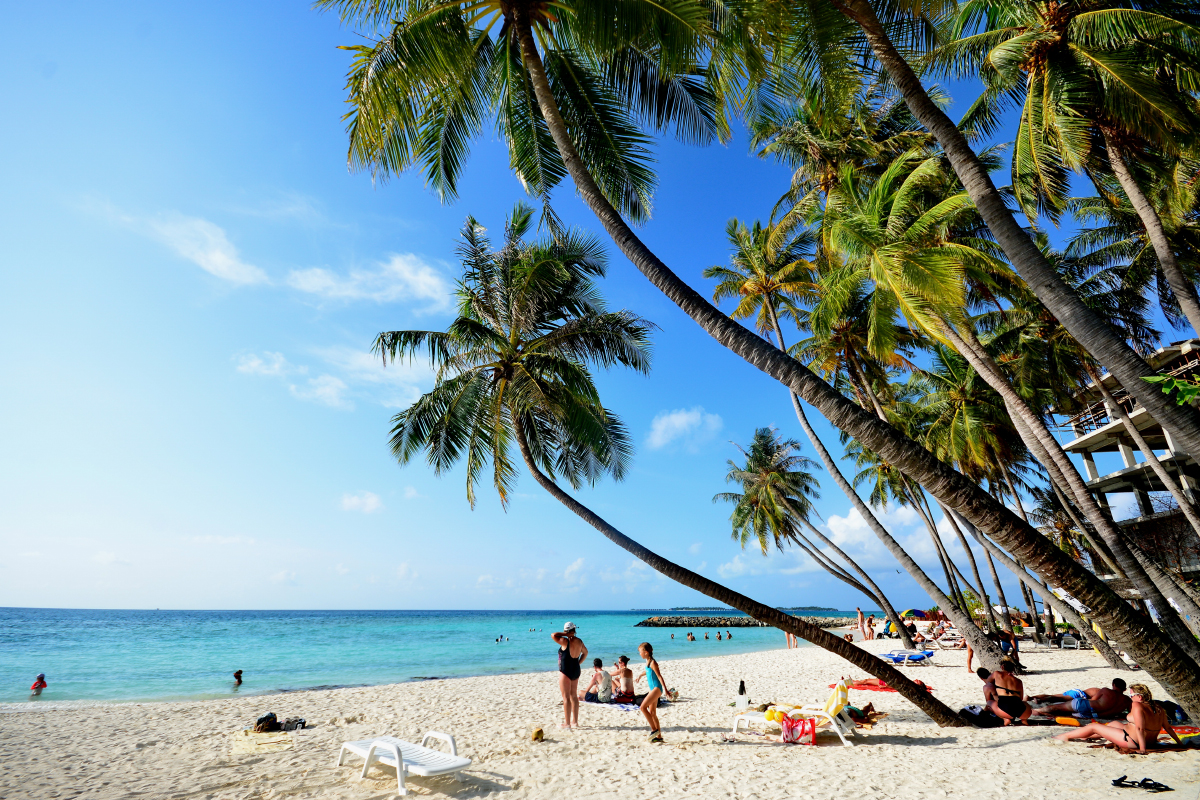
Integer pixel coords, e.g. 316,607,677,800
420,731,458,756
362,739,403,778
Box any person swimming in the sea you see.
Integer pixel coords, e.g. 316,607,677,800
30,674,47,697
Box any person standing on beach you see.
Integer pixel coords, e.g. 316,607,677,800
637,642,668,742
30,674,47,697
866,615,876,640
552,622,587,729
856,607,866,640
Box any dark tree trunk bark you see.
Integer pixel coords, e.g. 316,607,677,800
834,0,1200,458
508,413,967,725
944,324,1200,656
953,511,1130,670
509,6,1200,717
1102,128,1200,334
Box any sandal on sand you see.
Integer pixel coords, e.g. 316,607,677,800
1137,779,1173,793
1113,776,1139,788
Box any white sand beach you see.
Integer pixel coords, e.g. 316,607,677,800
2,637,1195,800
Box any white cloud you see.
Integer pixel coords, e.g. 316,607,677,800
92,551,128,565
287,253,451,311
145,214,269,285
403,486,422,499
396,562,417,580
313,346,433,408
291,375,352,409
335,564,351,575
270,570,297,585
646,406,722,451
342,491,384,514
688,542,702,555
563,557,585,587
598,559,662,593
191,535,256,546
235,352,299,378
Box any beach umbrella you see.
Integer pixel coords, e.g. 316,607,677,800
900,609,928,619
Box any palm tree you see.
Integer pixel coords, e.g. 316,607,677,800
706,218,1004,662
326,0,1200,714
930,0,1200,331
715,427,912,645
381,206,966,724
821,0,1200,457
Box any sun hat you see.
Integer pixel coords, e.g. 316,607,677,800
564,621,576,632
36,673,45,680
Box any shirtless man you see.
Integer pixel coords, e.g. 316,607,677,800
1031,679,1130,719
1054,684,1180,753
579,658,612,703
610,655,634,704
856,607,866,640
981,660,1031,725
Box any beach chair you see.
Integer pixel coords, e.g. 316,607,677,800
732,680,857,747
336,732,471,796
1060,635,1080,650
880,649,935,665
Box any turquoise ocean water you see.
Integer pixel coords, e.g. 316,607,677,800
0,608,862,707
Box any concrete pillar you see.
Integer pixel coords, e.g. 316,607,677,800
1136,490,1154,518
1118,441,1138,470
1081,451,1100,481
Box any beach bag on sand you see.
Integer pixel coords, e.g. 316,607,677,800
254,713,281,733
960,705,1003,728
281,717,306,731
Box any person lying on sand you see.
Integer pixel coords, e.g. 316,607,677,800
1031,679,1129,719
610,656,634,704
978,662,1031,726
1053,684,1180,754
580,658,612,703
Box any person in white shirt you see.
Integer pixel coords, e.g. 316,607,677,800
579,659,613,703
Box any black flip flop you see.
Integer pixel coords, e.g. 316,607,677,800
1113,776,1139,788
1137,779,1173,793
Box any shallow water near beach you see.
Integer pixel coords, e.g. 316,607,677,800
0,607,861,705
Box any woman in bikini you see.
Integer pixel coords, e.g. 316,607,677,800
1054,684,1180,753
552,622,587,729
637,642,669,742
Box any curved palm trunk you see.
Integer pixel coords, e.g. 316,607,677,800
509,417,966,725
1102,129,1200,334
510,7,1200,716
834,0,1200,459
944,324,1200,655
794,516,914,649
955,511,1130,670
998,464,1048,643
938,500,1003,632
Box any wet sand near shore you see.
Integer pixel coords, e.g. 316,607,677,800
1,638,1195,800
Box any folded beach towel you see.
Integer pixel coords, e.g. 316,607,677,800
583,698,667,711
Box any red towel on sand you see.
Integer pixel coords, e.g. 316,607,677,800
832,679,934,693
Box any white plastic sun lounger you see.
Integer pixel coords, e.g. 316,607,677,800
336,732,471,796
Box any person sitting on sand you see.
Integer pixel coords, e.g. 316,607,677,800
980,661,1031,725
610,656,634,704
1053,684,1180,753
1031,679,1129,719
580,658,613,703
30,673,47,697
636,642,669,743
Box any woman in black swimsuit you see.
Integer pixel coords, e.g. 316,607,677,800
552,622,587,729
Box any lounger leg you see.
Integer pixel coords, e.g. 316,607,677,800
396,761,407,797
336,745,348,767
361,744,378,779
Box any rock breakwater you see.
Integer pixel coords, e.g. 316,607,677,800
635,616,851,629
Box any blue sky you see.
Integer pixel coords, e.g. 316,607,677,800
0,1,1157,611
